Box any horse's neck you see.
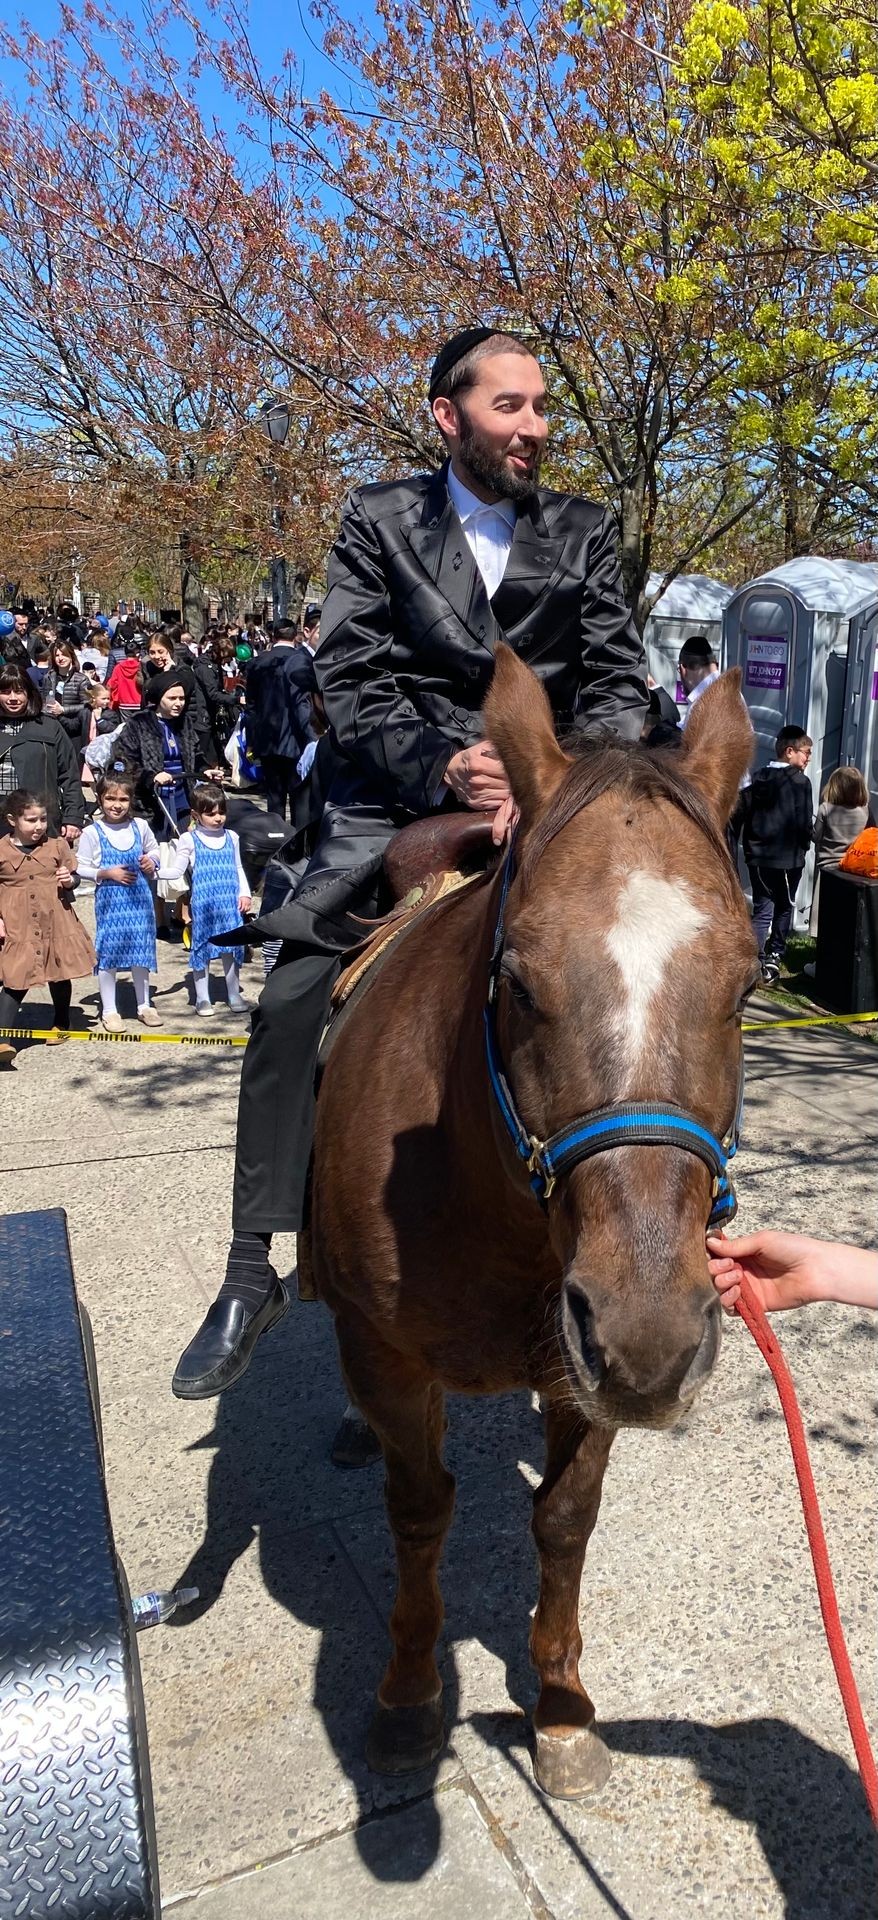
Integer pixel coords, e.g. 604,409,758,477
446,872,513,1135
443,868,498,1042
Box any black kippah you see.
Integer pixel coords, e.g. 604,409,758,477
428,326,499,403
678,635,715,665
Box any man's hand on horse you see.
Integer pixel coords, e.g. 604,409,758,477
490,794,520,846
443,740,512,814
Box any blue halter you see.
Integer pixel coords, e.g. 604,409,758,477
484,847,741,1224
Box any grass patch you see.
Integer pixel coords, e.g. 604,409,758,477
783,933,816,976
757,931,878,1042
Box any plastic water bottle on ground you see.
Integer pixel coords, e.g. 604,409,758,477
131,1586,199,1629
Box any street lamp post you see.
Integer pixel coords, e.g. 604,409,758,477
258,399,291,622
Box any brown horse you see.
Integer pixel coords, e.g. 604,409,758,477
310,647,756,1800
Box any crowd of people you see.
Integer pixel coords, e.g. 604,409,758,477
0,600,325,1065
0,585,872,1078
0,611,871,1046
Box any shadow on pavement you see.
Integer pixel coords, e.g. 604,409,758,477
164,1300,875,1909
462,1708,876,1920
167,1299,544,1879
602,1714,877,1919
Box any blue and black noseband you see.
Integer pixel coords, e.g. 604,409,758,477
483,847,742,1225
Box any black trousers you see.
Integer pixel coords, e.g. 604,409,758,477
747,863,803,961
195,724,218,769
231,946,341,1233
261,754,300,823
229,769,403,1235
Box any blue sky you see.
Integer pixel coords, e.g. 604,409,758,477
0,0,379,131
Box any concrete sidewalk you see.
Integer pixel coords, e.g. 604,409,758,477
1,947,876,1919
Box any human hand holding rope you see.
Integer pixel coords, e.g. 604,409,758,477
708,1230,878,1314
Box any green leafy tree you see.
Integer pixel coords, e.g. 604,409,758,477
673,0,878,554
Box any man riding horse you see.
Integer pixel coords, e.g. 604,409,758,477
172,326,650,1403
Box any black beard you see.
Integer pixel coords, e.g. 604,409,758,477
456,408,541,502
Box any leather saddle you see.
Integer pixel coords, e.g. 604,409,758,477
383,810,500,902
328,809,498,1016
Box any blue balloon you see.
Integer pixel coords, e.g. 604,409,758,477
0,610,15,636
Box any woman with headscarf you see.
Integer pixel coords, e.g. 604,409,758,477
138,630,225,765
114,668,215,839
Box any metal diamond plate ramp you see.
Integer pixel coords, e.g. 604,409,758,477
0,1209,159,1917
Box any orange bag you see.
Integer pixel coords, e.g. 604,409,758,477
839,827,878,878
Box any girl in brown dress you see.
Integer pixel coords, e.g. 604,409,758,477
0,788,96,1066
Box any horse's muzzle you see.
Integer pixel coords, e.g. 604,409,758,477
559,1280,722,1429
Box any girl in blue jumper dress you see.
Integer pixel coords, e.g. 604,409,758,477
162,783,251,1015
75,767,162,1029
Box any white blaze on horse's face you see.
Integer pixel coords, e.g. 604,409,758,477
605,869,707,1085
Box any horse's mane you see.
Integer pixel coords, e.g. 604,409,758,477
521,740,738,903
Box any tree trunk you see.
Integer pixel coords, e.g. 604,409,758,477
179,531,204,636
777,440,809,561
289,567,310,624
617,473,649,627
218,586,245,624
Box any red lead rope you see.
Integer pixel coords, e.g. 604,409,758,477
734,1274,878,1826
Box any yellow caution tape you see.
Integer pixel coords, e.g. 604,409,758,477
3,1006,876,1052
0,1026,248,1048
743,1011,878,1032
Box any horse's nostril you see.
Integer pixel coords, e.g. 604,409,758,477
678,1299,722,1400
565,1287,604,1391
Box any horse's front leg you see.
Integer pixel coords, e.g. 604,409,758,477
333,1314,454,1775
530,1399,615,1801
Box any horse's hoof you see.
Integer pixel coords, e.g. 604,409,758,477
366,1693,445,1774
330,1408,383,1468
533,1721,612,1802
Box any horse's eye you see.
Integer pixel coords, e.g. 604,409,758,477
734,975,760,1019
502,966,537,1014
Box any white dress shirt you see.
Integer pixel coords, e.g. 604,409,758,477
446,466,516,601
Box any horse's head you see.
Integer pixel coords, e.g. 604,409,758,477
484,647,757,1430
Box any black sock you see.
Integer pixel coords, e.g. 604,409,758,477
218,1231,274,1308
50,980,72,1028
0,986,26,1030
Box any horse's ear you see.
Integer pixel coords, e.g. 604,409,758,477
484,644,571,827
680,669,754,823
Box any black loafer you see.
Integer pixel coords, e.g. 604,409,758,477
172,1273,289,1399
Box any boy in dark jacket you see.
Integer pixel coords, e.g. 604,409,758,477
738,724,813,983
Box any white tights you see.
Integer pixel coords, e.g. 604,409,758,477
193,955,242,1008
99,967,151,1017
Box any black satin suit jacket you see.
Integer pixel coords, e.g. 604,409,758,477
254,464,648,950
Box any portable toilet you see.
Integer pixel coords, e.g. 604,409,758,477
644,573,732,716
840,591,878,815
724,557,878,922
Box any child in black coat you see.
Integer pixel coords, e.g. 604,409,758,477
736,724,813,983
